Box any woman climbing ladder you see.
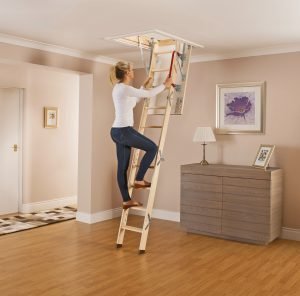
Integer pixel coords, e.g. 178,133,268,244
110,61,173,209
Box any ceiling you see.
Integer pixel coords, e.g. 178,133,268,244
0,0,300,66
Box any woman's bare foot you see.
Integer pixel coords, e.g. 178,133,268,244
122,199,143,210
134,180,151,188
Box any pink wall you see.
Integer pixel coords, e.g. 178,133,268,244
1,41,299,228
135,52,300,228
0,63,79,204
91,64,117,212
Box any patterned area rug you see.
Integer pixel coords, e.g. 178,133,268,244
0,206,77,236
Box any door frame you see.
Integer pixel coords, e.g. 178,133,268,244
18,88,24,213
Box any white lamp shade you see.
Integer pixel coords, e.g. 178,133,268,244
193,127,216,143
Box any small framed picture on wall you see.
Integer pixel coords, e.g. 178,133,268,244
44,107,58,128
253,144,275,169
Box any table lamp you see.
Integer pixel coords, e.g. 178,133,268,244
193,127,216,165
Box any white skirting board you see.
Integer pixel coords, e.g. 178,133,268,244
76,207,180,224
280,227,300,242
21,196,77,213
76,208,122,224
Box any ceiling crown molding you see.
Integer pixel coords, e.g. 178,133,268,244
191,43,300,63
0,32,117,65
1,32,300,66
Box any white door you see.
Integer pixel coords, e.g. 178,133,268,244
0,88,22,215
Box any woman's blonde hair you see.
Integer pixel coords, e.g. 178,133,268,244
110,61,132,85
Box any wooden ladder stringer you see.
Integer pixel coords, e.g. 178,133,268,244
138,91,173,253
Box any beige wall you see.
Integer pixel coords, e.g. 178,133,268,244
91,64,116,213
136,52,300,228
1,41,299,229
0,62,79,204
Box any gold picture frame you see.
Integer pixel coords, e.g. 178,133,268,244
253,144,275,170
44,107,58,128
216,81,266,134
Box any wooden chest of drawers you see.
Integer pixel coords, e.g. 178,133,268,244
180,164,282,244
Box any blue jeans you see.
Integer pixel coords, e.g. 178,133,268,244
110,126,158,202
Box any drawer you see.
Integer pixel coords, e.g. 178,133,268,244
181,182,222,193
181,213,221,227
223,185,270,198
181,196,222,209
182,222,222,235
223,177,270,189
222,226,269,242
222,201,270,215
222,210,270,224
181,174,222,185
222,218,270,234
223,193,270,207
181,214,221,234
181,205,222,218
181,190,222,202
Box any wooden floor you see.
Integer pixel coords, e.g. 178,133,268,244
1,216,300,296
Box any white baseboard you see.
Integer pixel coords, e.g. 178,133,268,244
76,208,122,224
280,227,300,241
76,207,180,224
21,196,77,213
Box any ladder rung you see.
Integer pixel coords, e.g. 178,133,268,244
141,125,163,128
129,184,151,190
154,50,173,55
130,206,147,212
151,68,169,72
122,226,143,233
146,106,167,110
133,165,155,169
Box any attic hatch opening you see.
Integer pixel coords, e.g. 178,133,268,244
105,30,203,73
105,29,204,50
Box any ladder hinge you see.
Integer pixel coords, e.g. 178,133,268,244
145,214,151,230
157,150,165,166
174,84,182,92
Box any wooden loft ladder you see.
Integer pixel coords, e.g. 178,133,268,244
116,38,192,254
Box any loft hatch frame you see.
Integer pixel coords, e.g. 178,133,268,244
105,29,204,49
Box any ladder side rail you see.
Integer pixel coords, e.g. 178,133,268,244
138,94,173,252
116,208,129,246
139,47,179,252
173,44,192,114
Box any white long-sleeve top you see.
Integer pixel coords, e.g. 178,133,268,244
112,83,165,127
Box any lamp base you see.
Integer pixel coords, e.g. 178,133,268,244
200,159,209,165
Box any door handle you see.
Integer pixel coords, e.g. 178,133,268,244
12,144,18,152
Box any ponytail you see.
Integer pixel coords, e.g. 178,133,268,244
110,65,118,85
109,61,132,85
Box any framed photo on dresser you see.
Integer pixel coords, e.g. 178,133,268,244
253,144,275,169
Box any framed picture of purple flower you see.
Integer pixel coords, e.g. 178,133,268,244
216,81,265,134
